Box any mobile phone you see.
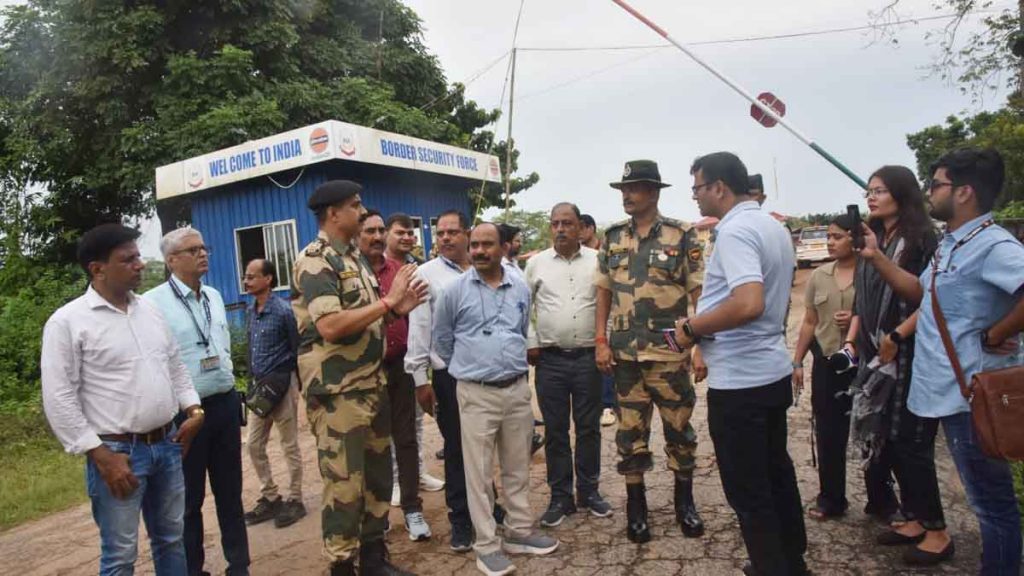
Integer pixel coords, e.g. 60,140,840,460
662,329,682,353
847,204,864,250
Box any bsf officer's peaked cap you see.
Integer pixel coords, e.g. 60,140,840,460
609,159,671,189
307,179,362,211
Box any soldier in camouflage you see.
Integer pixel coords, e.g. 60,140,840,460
595,160,706,544
291,180,427,576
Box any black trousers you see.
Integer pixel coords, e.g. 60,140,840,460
432,368,471,527
708,376,807,576
177,389,250,576
385,357,422,514
810,346,853,515
888,404,946,530
535,348,602,505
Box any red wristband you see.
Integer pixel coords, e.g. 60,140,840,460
595,336,608,346
380,299,392,313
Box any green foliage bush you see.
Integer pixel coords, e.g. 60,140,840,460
0,260,84,413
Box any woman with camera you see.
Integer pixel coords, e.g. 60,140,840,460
792,214,858,520
844,165,952,567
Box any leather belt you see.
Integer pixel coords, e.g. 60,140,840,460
468,374,526,388
99,423,174,444
542,346,595,359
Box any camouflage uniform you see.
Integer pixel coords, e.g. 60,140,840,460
596,215,704,477
292,230,392,564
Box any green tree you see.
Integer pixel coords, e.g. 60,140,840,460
0,0,536,262
905,106,1024,209
494,209,553,255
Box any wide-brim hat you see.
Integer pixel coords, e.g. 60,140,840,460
609,159,671,189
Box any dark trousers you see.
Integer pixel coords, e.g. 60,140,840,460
535,348,602,504
889,406,945,530
601,373,617,409
385,357,422,514
433,368,471,527
708,377,806,576
810,345,853,515
177,389,250,576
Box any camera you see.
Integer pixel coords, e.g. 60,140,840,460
827,348,858,375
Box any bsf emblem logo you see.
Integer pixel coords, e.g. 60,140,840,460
622,163,632,178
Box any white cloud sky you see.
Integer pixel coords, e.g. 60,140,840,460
404,0,1011,226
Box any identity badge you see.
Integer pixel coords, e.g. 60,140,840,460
200,356,221,373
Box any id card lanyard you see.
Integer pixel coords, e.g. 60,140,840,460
169,278,220,372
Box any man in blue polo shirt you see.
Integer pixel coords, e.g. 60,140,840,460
910,148,1024,575
673,152,805,576
147,228,250,576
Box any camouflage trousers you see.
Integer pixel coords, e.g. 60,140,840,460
614,360,698,477
307,386,393,563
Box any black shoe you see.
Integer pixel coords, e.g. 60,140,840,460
330,560,356,576
449,522,473,553
625,483,651,544
876,530,925,546
493,503,507,527
673,477,704,538
577,492,613,518
539,500,577,527
435,447,445,460
274,499,307,528
359,539,416,576
741,563,756,576
244,496,281,525
531,432,545,456
903,539,954,566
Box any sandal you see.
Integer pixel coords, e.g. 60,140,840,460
807,504,843,520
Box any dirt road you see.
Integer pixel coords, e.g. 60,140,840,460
0,269,983,575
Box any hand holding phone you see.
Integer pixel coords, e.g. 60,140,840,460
847,204,864,250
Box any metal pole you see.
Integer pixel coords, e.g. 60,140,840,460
609,0,867,189
504,47,517,219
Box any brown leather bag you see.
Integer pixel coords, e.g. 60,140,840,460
931,267,1024,461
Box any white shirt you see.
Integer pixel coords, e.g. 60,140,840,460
525,245,598,349
41,286,200,454
697,201,795,390
404,256,468,387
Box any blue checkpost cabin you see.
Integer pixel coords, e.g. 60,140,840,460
155,120,502,319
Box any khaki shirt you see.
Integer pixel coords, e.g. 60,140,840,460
596,214,704,362
804,260,855,357
291,230,385,397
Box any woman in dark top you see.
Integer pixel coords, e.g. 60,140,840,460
845,165,951,567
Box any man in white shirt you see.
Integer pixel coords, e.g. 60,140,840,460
674,152,806,576
41,224,204,575
526,203,611,527
405,209,480,553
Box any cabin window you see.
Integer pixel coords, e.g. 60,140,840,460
234,220,298,293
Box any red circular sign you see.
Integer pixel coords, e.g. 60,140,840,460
751,92,786,128
310,127,329,154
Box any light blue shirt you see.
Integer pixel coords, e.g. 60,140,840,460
909,213,1024,418
433,266,530,383
697,201,795,390
145,275,235,399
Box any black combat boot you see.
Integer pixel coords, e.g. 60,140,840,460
358,539,416,576
674,476,705,538
625,483,651,544
330,559,356,576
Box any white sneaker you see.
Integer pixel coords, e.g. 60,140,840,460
390,483,401,507
420,472,445,492
404,511,432,542
600,408,617,427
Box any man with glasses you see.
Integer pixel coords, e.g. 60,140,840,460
595,159,706,544
146,228,250,576
527,203,611,528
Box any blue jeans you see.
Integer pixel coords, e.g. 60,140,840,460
601,373,617,409
86,438,187,576
942,412,1022,576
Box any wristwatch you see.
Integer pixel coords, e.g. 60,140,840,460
188,407,206,419
888,330,904,345
682,319,701,344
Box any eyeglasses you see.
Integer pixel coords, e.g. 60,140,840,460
691,182,715,195
863,187,890,199
175,245,212,257
927,180,954,192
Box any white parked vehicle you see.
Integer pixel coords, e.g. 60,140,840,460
795,226,831,268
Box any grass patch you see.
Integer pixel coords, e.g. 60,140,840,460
0,410,86,531
1013,462,1024,519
